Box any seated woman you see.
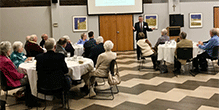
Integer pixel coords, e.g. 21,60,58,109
77,33,88,45
137,32,157,70
10,41,32,68
81,40,117,97
0,41,28,98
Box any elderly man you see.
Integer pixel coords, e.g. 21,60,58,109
173,32,193,74
192,28,219,73
88,36,105,66
154,29,170,52
55,38,68,56
39,34,48,48
81,40,116,97
36,38,69,96
25,34,44,57
84,31,97,58
62,35,75,57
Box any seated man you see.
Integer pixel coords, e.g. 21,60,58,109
88,36,105,66
55,38,68,56
36,38,69,94
81,40,116,97
154,29,170,52
173,32,193,74
39,34,48,48
192,28,219,72
62,35,75,57
83,31,96,58
25,34,44,57
137,32,157,70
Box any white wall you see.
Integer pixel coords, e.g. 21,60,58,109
0,7,51,44
0,9,2,41
59,6,99,43
1,1,219,49
134,2,219,46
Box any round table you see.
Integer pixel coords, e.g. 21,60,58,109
157,43,205,63
19,58,93,100
72,44,84,56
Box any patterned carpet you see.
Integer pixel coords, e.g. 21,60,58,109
3,51,219,110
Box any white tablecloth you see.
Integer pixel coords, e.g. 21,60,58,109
19,58,93,100
157,43,205,63
73,44,84,56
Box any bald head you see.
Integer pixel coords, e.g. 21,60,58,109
26,36,30,41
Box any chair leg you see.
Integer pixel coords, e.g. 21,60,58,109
5,91,8,101
43,94,46,110
212,61,216,73
110,87,114,100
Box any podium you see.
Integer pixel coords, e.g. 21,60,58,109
166,26,181,41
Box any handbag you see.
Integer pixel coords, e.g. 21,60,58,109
108,60,121,85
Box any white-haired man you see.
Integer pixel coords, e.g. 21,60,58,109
36,38,70,96
154,28,170,51
25,34,44,57
88,36,105,66
62,35,75,57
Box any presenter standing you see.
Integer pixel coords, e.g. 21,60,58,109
133,15,155,60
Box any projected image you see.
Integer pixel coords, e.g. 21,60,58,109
190,13,202,28
95,0,135,6
73,16,87,32
145,14,158,29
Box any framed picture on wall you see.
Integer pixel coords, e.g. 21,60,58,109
145,14,158,29
73,16,88,32
189,13,202,28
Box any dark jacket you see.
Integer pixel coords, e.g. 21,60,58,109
35,51,68,89
88,43,105,66
83,38,96,58
25,41,44,57
65,42,75,57
134,22,153,40
40,39,45,48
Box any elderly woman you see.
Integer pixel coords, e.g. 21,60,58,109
62,35,75,57
81,40,116,97
0,41,28,98
77,33,88,45
10,41,32,68
137,32,158,70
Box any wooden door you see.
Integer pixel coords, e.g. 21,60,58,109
214,7,219,28
99,15,133,51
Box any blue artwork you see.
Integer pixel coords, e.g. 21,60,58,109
191,14,201,20
73,16,87,31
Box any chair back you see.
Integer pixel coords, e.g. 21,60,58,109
212,46,219,59
0,71,8,91
176,48,193,60
109,59,118,76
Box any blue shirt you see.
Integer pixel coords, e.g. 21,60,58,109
77,39,88,45
199,35,219,57
10,51,27,68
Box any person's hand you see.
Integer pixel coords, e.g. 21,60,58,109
151,27,156,30
198,41,202,44
133,27,135,30
25,57,32,62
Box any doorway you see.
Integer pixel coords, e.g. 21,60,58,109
214,7,219,28
99,15,134,51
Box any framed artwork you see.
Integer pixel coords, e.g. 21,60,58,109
73,16,88,32
145,14,158,29
189,13,202,28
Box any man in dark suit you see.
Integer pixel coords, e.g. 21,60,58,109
84,31,97,58
25,34,44,57
133,15,155,60
88,36,105,66
36,38,69,92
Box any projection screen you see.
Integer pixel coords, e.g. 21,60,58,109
87,0,143,15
